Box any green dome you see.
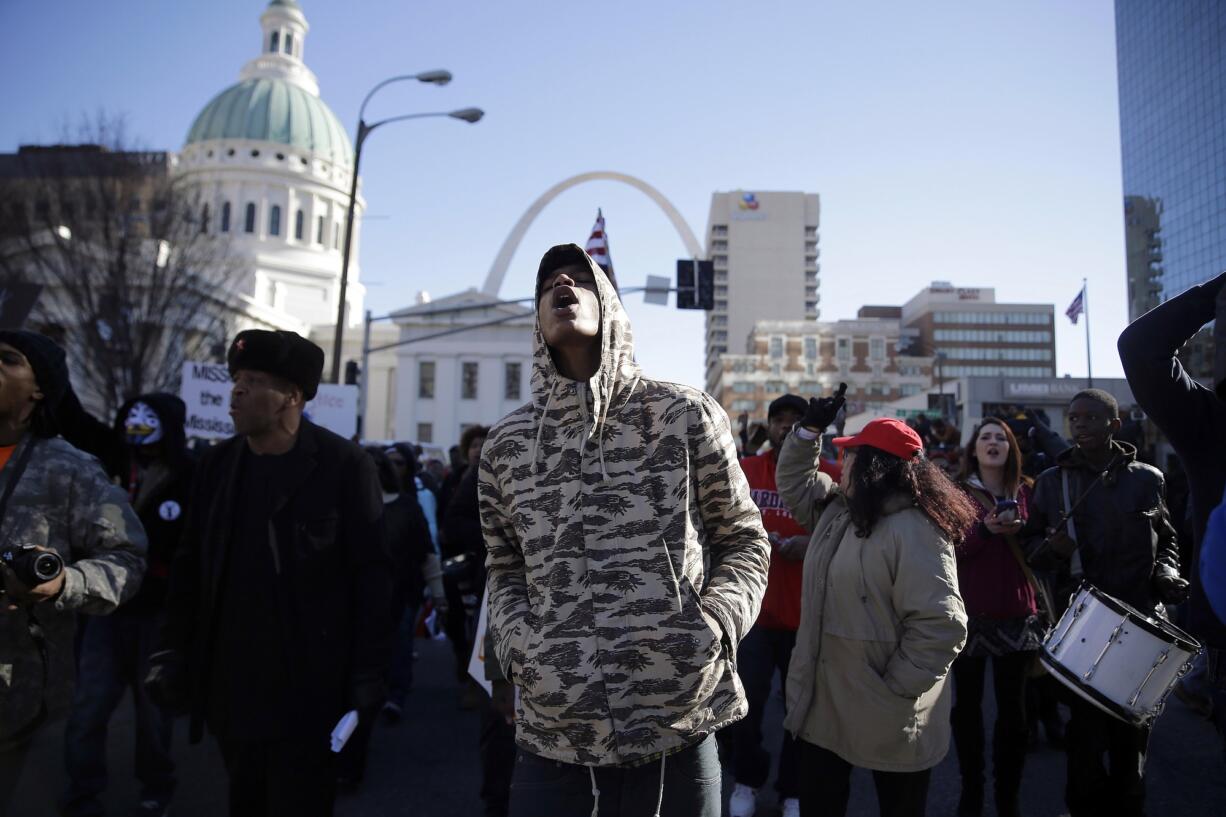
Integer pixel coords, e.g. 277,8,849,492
186,78,352,167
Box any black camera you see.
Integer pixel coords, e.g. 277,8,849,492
0,544,64,590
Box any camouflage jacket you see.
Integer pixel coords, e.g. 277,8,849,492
0,434,147,745
479,245,770,766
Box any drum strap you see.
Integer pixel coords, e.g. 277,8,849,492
966,486,1056,624
1061,470,1084,579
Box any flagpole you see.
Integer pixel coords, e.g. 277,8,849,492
1083,278,1093,388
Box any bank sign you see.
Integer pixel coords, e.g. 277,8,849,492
180,361,358,440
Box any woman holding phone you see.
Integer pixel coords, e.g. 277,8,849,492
951,418,1044,817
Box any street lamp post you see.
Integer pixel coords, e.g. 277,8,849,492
329,69,483,383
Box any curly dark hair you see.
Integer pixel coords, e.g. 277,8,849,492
458,425,491,458
845,445,980,543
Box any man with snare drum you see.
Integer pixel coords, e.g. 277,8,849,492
1023,388,1186,817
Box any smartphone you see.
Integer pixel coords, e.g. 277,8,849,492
994,498,1019,521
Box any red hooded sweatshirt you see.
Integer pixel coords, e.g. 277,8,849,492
740,447,842,631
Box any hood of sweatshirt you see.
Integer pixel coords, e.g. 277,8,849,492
529,243,642,478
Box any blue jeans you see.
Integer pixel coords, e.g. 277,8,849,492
508,734,721,817
60,614,175,816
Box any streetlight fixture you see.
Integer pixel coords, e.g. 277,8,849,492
329,71,483,383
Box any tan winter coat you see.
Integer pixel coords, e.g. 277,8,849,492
776,431,967,772
479,245,770,766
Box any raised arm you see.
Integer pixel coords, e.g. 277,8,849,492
775,429,839,533
1118,271,1226,453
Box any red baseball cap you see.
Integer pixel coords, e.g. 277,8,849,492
833,418,924,460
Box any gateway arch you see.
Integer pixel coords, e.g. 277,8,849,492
481,171,704,296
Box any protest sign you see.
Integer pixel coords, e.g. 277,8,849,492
180,361,359,440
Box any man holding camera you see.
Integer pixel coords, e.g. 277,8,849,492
0,330,147,808
145,329,390,817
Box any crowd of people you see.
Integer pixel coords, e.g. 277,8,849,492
2,253,1226,817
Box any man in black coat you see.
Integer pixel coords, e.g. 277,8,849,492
1118,270,1226,745
145,330,391,817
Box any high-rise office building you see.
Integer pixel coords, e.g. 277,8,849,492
1116,0,1226,319
901,283,1056,379
704,191,820,392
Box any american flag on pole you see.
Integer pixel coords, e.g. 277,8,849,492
585,209,618,291
1066,286,1086,324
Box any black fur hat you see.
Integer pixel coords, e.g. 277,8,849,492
227,330,324,400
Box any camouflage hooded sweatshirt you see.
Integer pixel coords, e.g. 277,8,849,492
479,244,770,766
1,433,147,745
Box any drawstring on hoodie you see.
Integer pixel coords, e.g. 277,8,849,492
589,767,600,817
652,754,666,817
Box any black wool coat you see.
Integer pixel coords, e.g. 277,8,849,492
161,420,392,743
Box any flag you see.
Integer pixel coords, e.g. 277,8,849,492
585,209,617,290
1066,287,1085,325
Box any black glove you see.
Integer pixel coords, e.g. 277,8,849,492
144,650,191,715
1154,568,1190,605
801,383,848,433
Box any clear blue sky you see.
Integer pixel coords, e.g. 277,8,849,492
0,0,1127,389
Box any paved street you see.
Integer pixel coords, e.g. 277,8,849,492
9,635,1225,816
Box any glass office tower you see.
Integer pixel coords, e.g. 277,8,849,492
1115,0,1226,322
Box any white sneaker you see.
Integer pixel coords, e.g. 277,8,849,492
781,797,800,817
729,782,758,817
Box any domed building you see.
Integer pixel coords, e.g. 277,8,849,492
176,0,365,333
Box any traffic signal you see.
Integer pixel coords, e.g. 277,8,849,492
344,359,360,385
676,259,714,310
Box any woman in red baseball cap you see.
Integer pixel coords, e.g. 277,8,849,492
775,401,979,817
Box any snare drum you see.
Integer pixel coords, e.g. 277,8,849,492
1040,583,1201,726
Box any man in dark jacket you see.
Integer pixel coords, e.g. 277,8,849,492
145,330,391,817
1118,269,1226,744
1023,389,1186,817
728,394,841,817
57,392,194,817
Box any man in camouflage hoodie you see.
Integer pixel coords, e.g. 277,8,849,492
479,244,770,816
0,330,147,809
